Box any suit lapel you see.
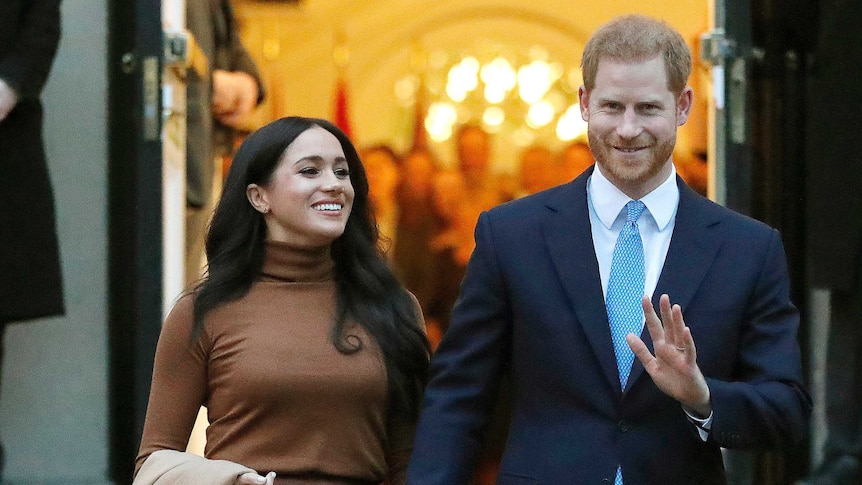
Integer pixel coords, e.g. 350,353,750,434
626,177,723,389
543,168,624,395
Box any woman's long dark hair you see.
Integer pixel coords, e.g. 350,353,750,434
193,116,429,419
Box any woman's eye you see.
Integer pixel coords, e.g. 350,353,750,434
299,167,319,176
334,168,350,179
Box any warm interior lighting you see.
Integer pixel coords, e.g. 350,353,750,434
425,101,458,142
394,75,418,107
483,106,506,126
446,56,480,102
411,46,580,145
479,56,516,93
517,60,553,104
555,104,588,141
526,100,555,128
484,85,506,104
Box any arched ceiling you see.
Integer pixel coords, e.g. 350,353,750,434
233,0,709,171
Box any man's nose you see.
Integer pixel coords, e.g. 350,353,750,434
616,109,643,139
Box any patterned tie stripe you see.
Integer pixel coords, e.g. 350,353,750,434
605,200,646,485
605,199,646,388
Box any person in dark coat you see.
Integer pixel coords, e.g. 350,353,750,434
185,0,265,286
0,0,65,476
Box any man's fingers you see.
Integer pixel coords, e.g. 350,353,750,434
658,294,688,346
659,294,674,328
682,326,698,363
661,299,681,344
641,295,664,341
627,333,654,367
669,302,686,344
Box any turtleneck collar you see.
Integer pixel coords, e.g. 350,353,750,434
260,240,336,282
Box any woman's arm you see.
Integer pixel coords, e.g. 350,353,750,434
135,296,209,475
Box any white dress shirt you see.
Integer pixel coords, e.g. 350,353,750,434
587,163,678,304
587,162,712,439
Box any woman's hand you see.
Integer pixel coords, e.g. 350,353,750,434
236,471,275,485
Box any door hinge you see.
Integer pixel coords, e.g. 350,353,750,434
700,29,737,65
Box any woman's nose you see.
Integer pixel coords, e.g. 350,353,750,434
322,177,344,193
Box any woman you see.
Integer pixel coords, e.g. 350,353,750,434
135,117,430,485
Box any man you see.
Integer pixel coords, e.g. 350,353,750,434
407,15,810,484
185,0,264,285
0,0,65,476
454,123,512,208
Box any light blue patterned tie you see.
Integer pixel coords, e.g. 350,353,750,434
606,200,646,388
606,200,646,485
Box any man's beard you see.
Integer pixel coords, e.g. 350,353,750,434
588,129,675,194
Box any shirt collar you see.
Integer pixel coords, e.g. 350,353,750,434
589,162,679,231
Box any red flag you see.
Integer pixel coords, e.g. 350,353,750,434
411,75,428,150
333,76,353,138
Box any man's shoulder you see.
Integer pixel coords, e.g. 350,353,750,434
487,182,577,219
682,187,777,236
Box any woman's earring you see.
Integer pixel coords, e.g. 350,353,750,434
261,206,270,214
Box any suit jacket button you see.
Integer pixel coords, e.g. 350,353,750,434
618,420,630,432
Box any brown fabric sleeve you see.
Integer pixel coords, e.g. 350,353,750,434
135,296,210,476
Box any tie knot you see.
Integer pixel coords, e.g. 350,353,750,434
625,200,646,223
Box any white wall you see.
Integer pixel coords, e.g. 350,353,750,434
0,0,111,483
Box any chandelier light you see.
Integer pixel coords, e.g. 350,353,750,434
411,46,586,145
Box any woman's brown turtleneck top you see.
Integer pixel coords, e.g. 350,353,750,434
136,241,418,483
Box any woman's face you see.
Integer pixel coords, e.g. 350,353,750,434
248,126,355,247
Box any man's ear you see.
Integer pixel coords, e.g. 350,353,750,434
676,87,694,126
578,85,590,122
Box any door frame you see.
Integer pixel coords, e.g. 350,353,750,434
107,0,165,481
708,0,815,482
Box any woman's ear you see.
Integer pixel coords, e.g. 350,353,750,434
246,183,270,214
